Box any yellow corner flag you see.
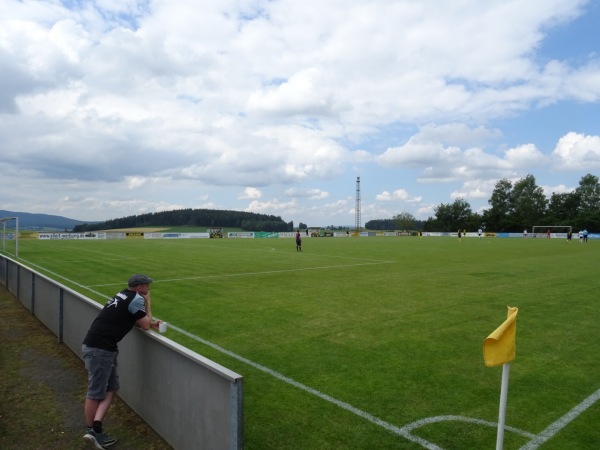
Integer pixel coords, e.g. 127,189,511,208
483,306,518,367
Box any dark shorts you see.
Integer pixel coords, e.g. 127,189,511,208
296,240,302,245
82,345,120,400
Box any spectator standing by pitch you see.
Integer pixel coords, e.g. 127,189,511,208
81,274,162,449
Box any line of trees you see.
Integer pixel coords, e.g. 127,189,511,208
73,208,294,232
366,213,425,231
367,173,600,232
73,173,599,234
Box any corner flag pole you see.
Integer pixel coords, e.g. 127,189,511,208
496,362,511,450
483,306,518,450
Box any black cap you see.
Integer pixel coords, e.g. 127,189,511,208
128,274,153,287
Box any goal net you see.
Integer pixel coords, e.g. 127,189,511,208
0,217,19,257
531,225,572,239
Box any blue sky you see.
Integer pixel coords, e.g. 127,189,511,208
1,0,599,227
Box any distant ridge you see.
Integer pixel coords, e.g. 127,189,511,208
0,210,94,231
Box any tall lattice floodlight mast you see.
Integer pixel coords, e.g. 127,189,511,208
355,177,361,232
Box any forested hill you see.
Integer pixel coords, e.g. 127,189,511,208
73,208,294,232
0,209,90,231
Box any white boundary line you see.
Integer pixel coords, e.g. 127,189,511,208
89,262,395,287
172,323,600,449
518,387,600,450
170,323,445,450
22,257,394,290
400,415,535,439
20,258,110,298
19,258,600,448
126,263,388,284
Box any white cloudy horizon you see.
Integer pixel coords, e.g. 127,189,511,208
1,0,600,226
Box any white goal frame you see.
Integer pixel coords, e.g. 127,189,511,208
0,217,19,257
531,225,572,238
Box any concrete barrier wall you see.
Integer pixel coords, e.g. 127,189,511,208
0,254,243,450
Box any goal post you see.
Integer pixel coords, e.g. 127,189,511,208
531,225,572,238
0,217,19,257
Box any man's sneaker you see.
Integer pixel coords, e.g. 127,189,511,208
99,431,118,447
83,428,118,449
83,429,106,449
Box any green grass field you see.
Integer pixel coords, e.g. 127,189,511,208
12,235,600,449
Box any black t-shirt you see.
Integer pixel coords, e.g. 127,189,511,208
83,289,147,351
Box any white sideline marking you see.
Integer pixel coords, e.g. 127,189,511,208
20,258,110,299
518,387,600,450
90,261,394,287
170,323,444,449
171,321,600,448
172,325,580,449
20,258,599,448
23,256,392,290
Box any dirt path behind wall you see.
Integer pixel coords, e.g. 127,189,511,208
0,288,172,450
